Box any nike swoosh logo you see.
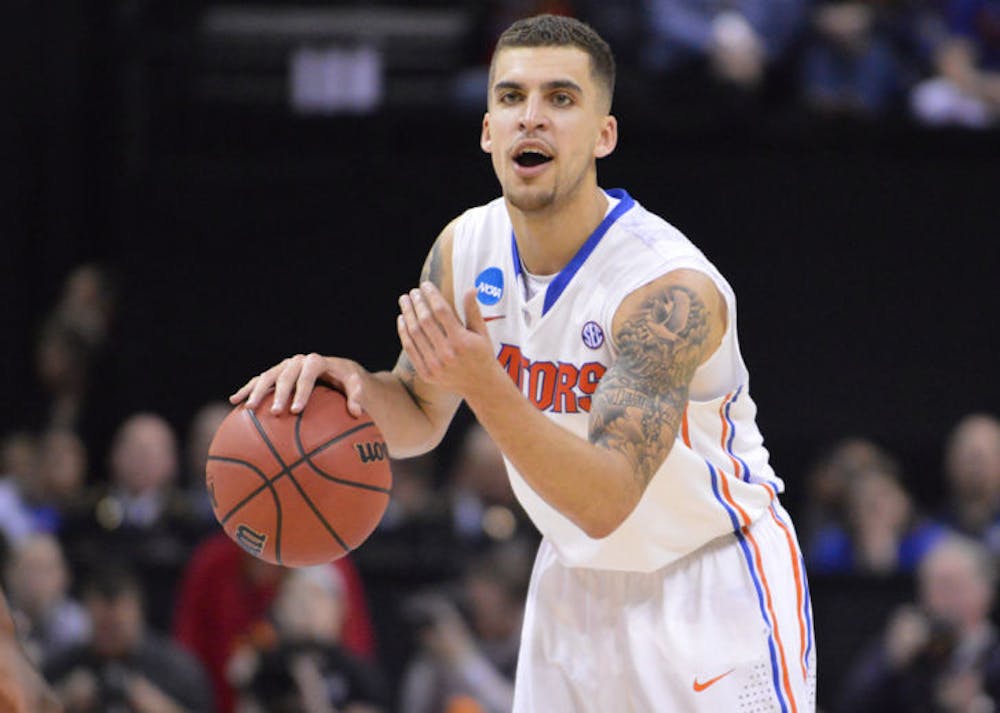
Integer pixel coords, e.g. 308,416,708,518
483,315,506,322
692,669,734,692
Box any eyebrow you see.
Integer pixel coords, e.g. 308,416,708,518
493,79,584,94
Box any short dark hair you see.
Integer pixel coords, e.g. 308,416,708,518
491,14,616,109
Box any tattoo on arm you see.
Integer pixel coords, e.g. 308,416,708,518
395,352,431,408
420,236,445,288
589,284,711,491
396,231,450,411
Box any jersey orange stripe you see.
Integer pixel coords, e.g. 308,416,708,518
681,405,691,448
769,506,809,681
745,529,799,713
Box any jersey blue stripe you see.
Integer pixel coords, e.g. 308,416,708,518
707,460,741,532
508,189,635,316
542,189,634,315
707,461,790,713
511,231,523,278
724,387,755,483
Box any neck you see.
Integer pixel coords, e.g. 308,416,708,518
508,183,608,275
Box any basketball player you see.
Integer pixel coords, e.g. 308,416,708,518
0,588,62,712
233,15,816,711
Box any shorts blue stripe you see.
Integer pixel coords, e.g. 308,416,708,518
770,503,814,678
734,530,791,713
707,461,790,713
801,555,815,670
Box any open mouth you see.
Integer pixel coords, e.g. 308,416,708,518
514,149,554,168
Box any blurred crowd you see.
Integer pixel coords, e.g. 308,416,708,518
456,0,1000,126
4,263,1000,713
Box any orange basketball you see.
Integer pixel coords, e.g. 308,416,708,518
206,385,392,566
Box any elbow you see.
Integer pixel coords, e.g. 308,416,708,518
581,520,620,540
386,427,448,460
579,501,637,540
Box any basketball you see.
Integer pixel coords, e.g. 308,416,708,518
205,385,392,566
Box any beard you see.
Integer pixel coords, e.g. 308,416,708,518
505,184,558,212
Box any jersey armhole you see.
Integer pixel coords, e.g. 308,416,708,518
602,259,742,401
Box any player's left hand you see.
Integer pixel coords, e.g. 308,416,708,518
397,282,500,399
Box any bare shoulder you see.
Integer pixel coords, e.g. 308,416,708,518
419,217,460,306
393,217,463,410
611,268,727,366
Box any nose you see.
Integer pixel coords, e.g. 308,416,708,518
518,93,548,132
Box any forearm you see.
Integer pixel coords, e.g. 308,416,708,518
464,366,641,538
364,370,456,458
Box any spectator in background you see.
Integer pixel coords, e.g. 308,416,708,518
33,264,117,464
399,542,530,713
837,535,1000,712
0,430,87,546
808,462,947,575
0,431,40,547
640,0,806,92
230,566,388,713
802,0,900,116
366,452,460,579
938,414,1000,551
801,437,902,550
50,264,116,352
449,424,532,550
0,432,36,488
45,566,213,713
36,324,92,432
4,533,90,667
174,533,376,713
59,413,204,632
184,401,233,529
911,0,1000,126
0,586,62,712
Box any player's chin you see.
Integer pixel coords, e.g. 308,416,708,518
504,184,557,212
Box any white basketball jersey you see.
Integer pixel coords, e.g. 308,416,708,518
453,189,784,572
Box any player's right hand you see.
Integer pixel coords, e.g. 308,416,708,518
230,353,369,418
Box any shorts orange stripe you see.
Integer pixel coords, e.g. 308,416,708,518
745,528,798,713
769,506,809,681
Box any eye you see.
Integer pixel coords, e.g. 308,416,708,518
551,92,573,107
499,91,522,105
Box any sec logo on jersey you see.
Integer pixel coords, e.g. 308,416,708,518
582,321,605,349
475,267,504,306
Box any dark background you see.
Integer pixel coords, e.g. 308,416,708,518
2,2,999,705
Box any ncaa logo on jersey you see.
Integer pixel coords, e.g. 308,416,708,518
475,267,504,306
582,321,605,349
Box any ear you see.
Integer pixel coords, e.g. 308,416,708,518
594,115,618,159
480,113,493,154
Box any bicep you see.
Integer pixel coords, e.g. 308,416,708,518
392,219,463,426
588,272,724,490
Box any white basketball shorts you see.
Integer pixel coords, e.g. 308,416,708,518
512,502,816,712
